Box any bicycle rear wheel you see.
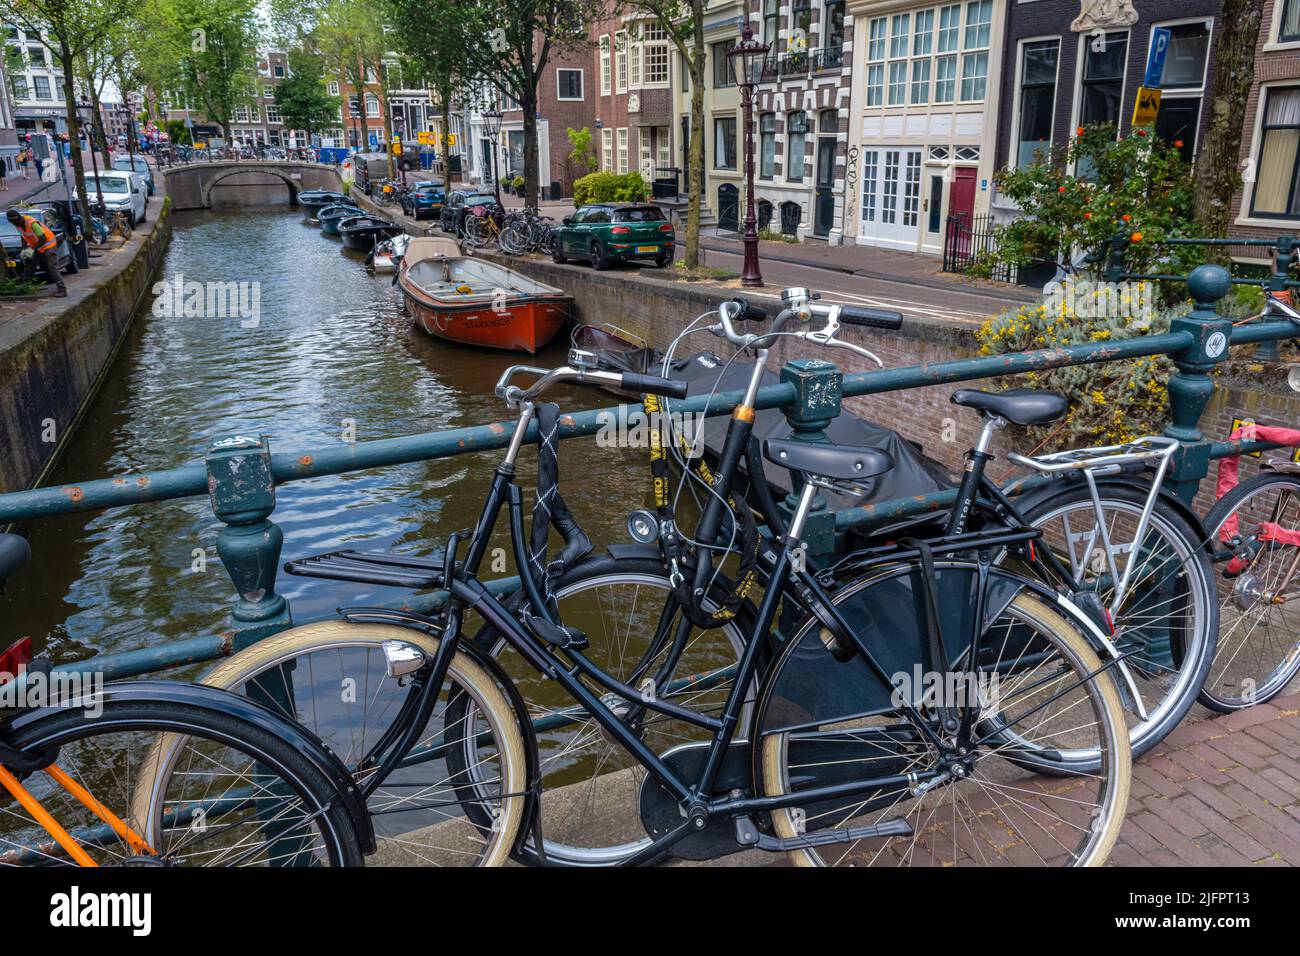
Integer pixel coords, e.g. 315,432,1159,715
1,685,363,866
1202,471,1300,710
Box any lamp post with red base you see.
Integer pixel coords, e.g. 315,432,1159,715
728,23,770,288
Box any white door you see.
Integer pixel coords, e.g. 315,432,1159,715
858,147,922,250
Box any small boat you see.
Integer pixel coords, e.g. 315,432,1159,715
319,203,363,236
338,215,403,252
368,233,410,274
298,189,349,215
398,237,572,353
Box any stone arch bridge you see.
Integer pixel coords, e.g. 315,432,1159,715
160,161,344,210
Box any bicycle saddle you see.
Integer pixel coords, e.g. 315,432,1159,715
950,388,1067,426
763,438,894,482
0,534,30,586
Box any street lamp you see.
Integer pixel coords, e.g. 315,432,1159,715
482,108,503,205
728,23,770,288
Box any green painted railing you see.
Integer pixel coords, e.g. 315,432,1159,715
2,263,1297,684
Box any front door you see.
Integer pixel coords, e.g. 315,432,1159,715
717,183,739,233
949,166,977,222
857,147,922,249
814,135,837,236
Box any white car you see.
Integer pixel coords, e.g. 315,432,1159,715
82,171,148,225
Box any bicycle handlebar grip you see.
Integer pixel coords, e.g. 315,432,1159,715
839,306,904,330
728,296,769,323
621,372,690,400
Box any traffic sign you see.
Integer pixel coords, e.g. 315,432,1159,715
1132,86,1162,127
1145,27,1171,88
446,133,457,147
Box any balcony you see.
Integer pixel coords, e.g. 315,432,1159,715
758,47,844,82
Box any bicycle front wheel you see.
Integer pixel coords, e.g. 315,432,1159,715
1,687,363,866
757,577,1130,867
1202,471,1300,710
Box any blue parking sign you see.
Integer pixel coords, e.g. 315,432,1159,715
1145,27,1171,88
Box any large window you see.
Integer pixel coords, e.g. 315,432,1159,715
266,104,281,124
862,2,988,109
1154,21,1211,161
714,115,737,170
642,23,670,86
615,31,628,93
712,41,735,88
763,0,779,46
1252,86,1300,218
617,127,629,173
1015,39,1059,168
558,69,583,101
787,111,808,182
760,112,776,179
1079,32,1128,128
33,75,49,99
600,36,611,95
824,0,846,50
602,127,613,170
865,18,886,106
1282,0,1300,43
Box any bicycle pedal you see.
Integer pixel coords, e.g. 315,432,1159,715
735,814,913,852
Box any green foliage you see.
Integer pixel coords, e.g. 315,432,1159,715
975,284,1181,450
0,274,45,296
573,171,649,205
274,48,338,138
166,0,260,139
980,125,1198,287
758,229,797,243
567,127,598,174
165,119,190,144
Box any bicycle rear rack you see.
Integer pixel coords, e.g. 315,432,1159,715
1006,435,1178,476
283,549,447,589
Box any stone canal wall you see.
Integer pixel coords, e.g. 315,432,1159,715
0,199,173,497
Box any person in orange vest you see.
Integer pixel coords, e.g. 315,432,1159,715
6,209,67,296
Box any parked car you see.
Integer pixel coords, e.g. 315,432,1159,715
439,190,500,235
401,180,446,220
552,203,674,270
112,154,154,195
1,206,75,278
80,171,148,225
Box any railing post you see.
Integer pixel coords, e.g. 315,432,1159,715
1104,232,1130,283
206,435,291,637
779,358,842,560
1258,235,1296,361
1162,264,1233,505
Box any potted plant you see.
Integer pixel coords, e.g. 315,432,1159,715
512,175,526,196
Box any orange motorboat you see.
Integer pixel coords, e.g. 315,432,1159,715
397,238,572,353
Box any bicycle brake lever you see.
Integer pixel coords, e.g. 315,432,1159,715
796,328,884,367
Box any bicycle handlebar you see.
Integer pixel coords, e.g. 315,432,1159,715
714,288,899,366
494,364,688,406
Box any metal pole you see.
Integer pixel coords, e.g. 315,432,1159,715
740,82,762,287
491,133,501,206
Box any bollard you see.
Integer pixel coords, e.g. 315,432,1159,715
205,434,291,634
1162,264,1233,505
778,358,842,560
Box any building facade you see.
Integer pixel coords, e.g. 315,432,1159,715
0,47,17,174
4,24,78,138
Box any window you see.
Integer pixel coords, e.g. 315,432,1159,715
557,69,583,101
1252,86,1300,217
959,0,991,101
863,2,985,109
266,104,281,124
960,51,988,101
249,104,260,121
32,75,49,99
327,81,339,96
234,105,249,122
763,0,779,46
273,64,285,78
264,86,273,98
935,55,958,103
1079,32,1128,128
617,127,629,172
630,34,641,87
1284,0,1300,42
615,31,628,93
911,59,931,104
1154,21,1211,161
1015,39,1060,168
913,9,934,55
888,61,907,105
963,0,991,49
656,128,670,169
865,18,886,106
600,36,612,95
639,130,652,173
713,41,735,88
824,0,846,51
937,4,960,52
26,43,44,67
642,23,670,85
602,127,613,170
11,75,27,99
787,111,808,182
760,112,776,179
714,115,737,170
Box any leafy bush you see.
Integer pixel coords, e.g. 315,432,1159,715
566,127,598,174
573,171,649,206
0,275,47,296
975,283,1184,450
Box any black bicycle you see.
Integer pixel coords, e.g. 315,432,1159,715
157,290,1131,867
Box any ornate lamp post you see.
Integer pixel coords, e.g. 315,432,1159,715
482,108,503,205
728,23,770,288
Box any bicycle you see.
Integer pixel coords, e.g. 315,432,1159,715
0,538,371,867
462,206,507,249
149,289,1132,867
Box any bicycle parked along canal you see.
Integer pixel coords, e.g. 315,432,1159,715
151,287,1133,867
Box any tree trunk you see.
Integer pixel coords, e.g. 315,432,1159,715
58,39,93,232
1192,0,1265,249
523,84,540,206
685,58,706,269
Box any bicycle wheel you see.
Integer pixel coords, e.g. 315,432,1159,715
462,216,487,248
1202,471,1300,710
498,221,527,255
455,554,760,866
757,574,1130,867
156,623,528,866
1016,481,1217,761
1,685,363,866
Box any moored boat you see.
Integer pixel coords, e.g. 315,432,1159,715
397,237,572,353
368,233,410,274
338,215,402,252
298,189,348,216
318,203,363,236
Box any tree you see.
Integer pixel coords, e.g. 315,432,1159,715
458,0,601,207
1,0,136,228
315,0,393,172
167,0,259,146
617,1,706,268
1191,0,1266,247
274,48,339,144
567,126,598,178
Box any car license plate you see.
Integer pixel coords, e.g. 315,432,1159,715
636,245,658,254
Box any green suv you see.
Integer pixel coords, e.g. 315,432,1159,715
552,203,675,270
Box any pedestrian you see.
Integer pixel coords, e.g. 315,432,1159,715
0,160,7,191
18,148,30,179
7,209,67,297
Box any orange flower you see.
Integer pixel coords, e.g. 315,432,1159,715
1135,128,1147,137
1058,185,1067,193
1174,139,1184,148
1076,126,1084,137
1131,232,1143,242
1121,214,1131,222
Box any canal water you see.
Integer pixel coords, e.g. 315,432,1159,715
0,208,651,662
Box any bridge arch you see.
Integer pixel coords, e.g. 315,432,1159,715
162,161,344,211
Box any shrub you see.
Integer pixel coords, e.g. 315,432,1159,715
566,127,598,174
573,170,649,206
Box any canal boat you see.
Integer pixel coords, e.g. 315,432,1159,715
398,237,572,353
298,189,349,215
318,203,363,235
368,233,410,274
338,215,403,252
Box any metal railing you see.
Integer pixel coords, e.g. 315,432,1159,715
0,261,1296,685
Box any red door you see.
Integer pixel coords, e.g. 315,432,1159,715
949,167,977,221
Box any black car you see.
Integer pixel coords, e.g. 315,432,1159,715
2,206,76,278
439,190,500,236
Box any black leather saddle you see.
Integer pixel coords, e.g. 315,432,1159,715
950,388,1068,426
763,438,894,482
